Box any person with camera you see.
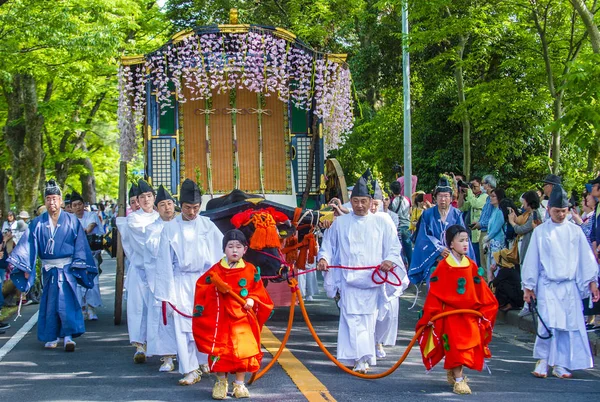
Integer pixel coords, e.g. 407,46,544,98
2,211,18,241
71,191,104,321
457,176,487,266
470,175,497,276
389,181,413,266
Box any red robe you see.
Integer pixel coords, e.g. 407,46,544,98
416,255,498,371
193,258,274,373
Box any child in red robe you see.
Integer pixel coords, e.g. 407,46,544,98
416,224,498,395
193,229,274,399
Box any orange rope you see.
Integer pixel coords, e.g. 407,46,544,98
253,278,484,381
248,287,298,385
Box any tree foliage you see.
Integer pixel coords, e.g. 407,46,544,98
0,0,169,212
2,0,600,212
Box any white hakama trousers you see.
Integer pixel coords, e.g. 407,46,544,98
375,297,399,346
76,251,102,308
76,275,102,308
173,271,208,374
146,293,177,357
298,263,319,299
534,330,593,370
125,266,149,344
532,279,593,370
337,305,377,366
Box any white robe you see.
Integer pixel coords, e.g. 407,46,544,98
154,214,223,374
374,212,401,346
117,209,159,344
319,211,407,366
522,219,599,370
143,218,177,357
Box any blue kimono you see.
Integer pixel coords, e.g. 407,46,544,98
408,206,475,284
8,211,97,342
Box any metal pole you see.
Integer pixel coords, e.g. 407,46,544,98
402,0,412,199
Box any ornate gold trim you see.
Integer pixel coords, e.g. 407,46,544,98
273,28,297,41
217,24,250,33
171,29,194,44
121,56,145,66
327,54,348,63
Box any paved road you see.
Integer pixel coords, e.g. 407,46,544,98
0,257,598,401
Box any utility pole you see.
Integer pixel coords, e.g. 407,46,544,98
402,1,412,199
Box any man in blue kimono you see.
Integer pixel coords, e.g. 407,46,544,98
8,180,97,351
409,177,475,285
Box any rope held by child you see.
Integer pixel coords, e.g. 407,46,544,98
250,279,484,382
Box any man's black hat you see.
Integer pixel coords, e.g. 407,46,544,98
64,193,72,205
154,185,175,206
548,184,569,209
373,180,383,200
222,229,248,251
138,179,154,195
70,191,84,204
180,179,202,204
44,179,62,197
351,170,373,198
543,174,562,186
129,183,140,199
434,177,453,196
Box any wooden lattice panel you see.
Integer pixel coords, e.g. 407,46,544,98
263,94,288,192
236,90,260,192
182,89,208,187
211,91,235,192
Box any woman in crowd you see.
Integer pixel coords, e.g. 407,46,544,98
509,191,541,265
483,188,506,282
572,185,600,328
409,191,428,233
2,211,17,234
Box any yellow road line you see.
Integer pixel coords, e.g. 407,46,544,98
261,326,336,402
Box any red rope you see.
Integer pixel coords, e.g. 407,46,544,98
251,247,404,287
162,301,168,325
168,302,194,319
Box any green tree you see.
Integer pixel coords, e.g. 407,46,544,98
0,0,169,210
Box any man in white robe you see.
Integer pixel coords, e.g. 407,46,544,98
71,191,104,320
370,196,402,359
116,179,159,363
522,184,599,379
154,179,223,385
144,185,178,373
317,172,408,373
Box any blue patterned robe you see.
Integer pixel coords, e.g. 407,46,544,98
408,206,475,284
8,211,97,342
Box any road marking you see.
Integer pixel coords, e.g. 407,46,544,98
262,326,336,402
0,311,38,362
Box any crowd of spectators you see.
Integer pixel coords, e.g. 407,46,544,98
384,172,600,327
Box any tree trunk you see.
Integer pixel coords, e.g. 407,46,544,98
0,169,9,216
569,0,600,54
454,34,471,179
3,74,44,212
587,134,600,173
80,154,97,203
